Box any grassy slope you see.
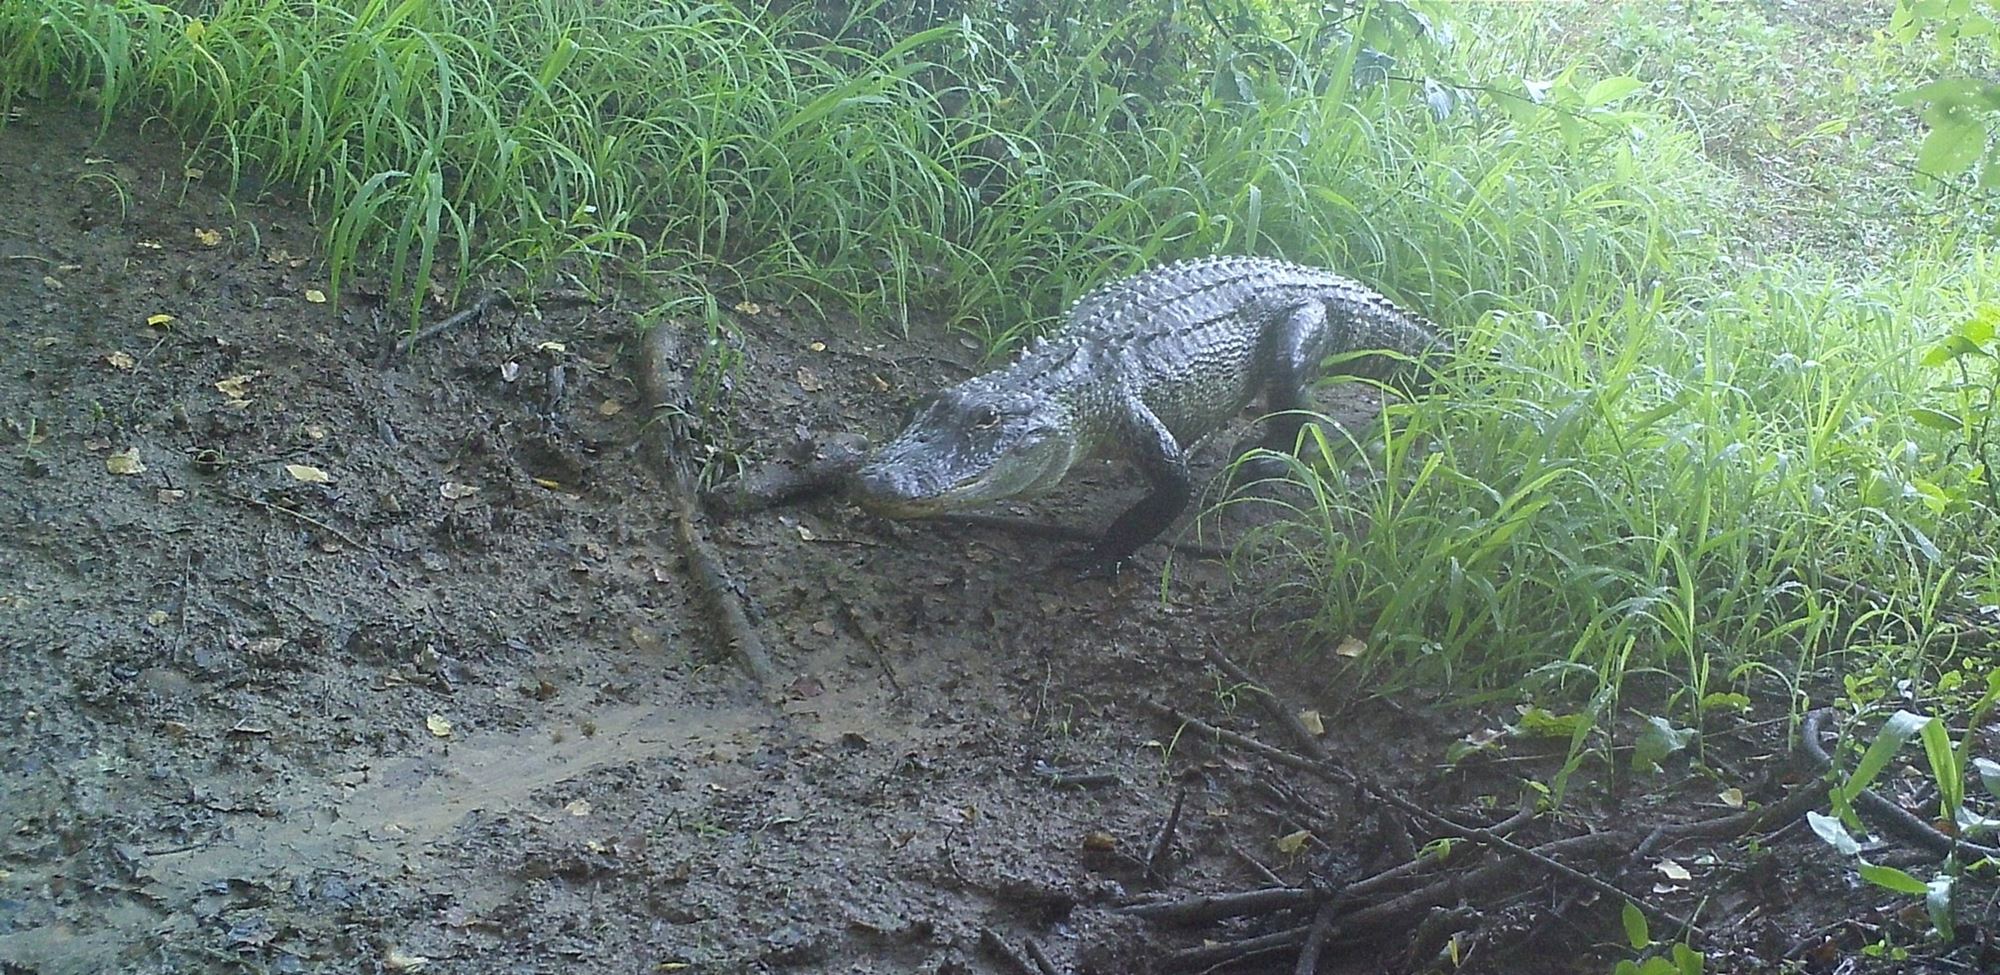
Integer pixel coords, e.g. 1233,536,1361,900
1,0,1994,722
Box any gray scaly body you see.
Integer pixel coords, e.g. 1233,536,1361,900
853,256,1450,567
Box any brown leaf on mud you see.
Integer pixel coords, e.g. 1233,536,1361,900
40,275,62,290
304,288,327,304
146,313,175,328
1275,829,1313,855
1333,636,1367,658
214,374,254,399
597,399,623,416
536,341,566,355
193,227,222,247
105,448,147,475
1297,709,1326,735
105,351,136,370
1081,831,1116,852
1655,859,1691,882
564,798,592,817
1718,787,1745,808
285,464,332,484
810,620,836,636
808,341,826,352
734,300,762,315
796,366,822,392
425,713,453,738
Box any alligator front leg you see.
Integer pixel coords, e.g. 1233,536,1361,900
1072,396,1192,571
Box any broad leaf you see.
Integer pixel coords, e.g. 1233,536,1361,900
1857,862,1929,894
1622,900,1650,950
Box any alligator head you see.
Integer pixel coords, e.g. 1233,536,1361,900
853,386,1081,518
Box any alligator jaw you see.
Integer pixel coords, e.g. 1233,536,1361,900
852,389,1082,518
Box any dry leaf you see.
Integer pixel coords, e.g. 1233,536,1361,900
184,167,205,180
105,351,136,370
808,341,826,352
1275,829,1313,855
158,489,186,503
733,300,762,315
147,610,170,626
532,477,562,490
385,948,429,971
304,288,328,303
303,423,328,440
1081,831,1116,852
810,620,836,636
41,275,62,290
564,798,592,817
193,228,222,247
597,399,623,416
214,374,253,399
796,366,823,392
285,464,332,484
439,481,479,500
146,313,176,328
1718,787,1744,808
106,448,147,475
1655,859,1691,882
1297,709,1326,735
500,361,521,382
536,341,566,354
425,714,452,738
1333,636,1367,658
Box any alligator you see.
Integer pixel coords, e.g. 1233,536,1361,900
852,256,1450,568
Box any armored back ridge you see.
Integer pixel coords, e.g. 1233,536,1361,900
853,257,1450,569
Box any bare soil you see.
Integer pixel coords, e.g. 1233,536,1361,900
0,102,1986,975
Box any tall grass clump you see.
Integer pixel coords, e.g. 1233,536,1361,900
1250,243,1999,715
0,0,1719,336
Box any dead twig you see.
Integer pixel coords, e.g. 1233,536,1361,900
1293,899,1342,975
638,324,782,696
1185,645,1708,940
1146,784,1189,882
1123,886,1314,925
380,290,508,365
227,492,365,550
1023,939,1062,975
1799,707,2000,862
977,927,1039,975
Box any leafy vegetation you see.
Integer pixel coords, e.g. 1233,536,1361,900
1,1,1995,750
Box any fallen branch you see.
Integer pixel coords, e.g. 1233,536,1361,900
1799,707,2000,862
637,324,781,695
1196,644,1705,940
1146,784,1189,882
379,290,508,365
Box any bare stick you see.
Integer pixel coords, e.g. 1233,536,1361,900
977,927,1038,975
1146,784,1189,882
382,290,507,364
1293,900,1342,975
228,492,364,550
638,324,781,695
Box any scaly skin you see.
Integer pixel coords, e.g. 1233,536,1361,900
853,256,1450,567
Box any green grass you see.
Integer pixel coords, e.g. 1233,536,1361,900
2,0,1995,731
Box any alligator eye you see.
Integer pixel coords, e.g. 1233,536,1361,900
970,406,1001,429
